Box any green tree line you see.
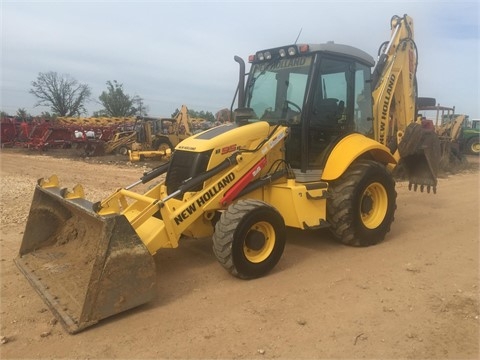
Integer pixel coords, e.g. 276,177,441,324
2,71,213,120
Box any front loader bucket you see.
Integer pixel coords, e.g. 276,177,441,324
397,123,441,193
15,183,156,334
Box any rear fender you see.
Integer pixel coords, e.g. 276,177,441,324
321,133,396,181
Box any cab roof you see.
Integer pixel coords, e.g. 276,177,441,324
307,42,375,66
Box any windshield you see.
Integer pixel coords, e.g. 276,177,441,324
246,55,313,123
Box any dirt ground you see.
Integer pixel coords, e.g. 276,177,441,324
0,148,479,359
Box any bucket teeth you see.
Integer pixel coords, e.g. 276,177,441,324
38,175,59,188
408,181,436,194
60,184,85,200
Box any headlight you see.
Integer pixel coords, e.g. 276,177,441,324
257,52,265,61
279,48,286,57
288,46,296,56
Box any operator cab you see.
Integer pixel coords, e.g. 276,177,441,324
242,43,375,180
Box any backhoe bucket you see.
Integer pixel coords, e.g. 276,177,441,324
15,182,156,334
397,123,441,193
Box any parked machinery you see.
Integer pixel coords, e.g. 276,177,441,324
16,14,440,333
128,105,195,161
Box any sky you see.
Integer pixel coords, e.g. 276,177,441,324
1,0,479,119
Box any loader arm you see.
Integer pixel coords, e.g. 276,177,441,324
95,124,289,254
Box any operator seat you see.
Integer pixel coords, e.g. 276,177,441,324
313,98,340,126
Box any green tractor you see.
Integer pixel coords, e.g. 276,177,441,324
418,103,479,156
460,118,480,155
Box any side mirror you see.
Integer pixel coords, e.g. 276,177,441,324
234,107,257,126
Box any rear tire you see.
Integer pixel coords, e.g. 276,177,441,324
327,160,397,246
466,137,480,155
213,200,286,279
116,145,129,156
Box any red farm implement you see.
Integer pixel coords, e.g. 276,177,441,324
0,118,18,147
56,117,136,156
1,116,136,155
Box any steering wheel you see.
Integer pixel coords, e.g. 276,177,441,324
284,100,302,113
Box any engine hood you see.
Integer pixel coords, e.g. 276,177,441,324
175,122,271,154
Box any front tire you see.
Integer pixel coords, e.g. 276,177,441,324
153,138,173,153
213,200,286,279
327,160,397,246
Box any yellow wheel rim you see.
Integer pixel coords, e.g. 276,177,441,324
158,143,170,152
360,182,388,229
471,142,480,154
243,221,275,263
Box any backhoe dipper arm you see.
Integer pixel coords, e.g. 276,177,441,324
372,14,417,151
372,14,440,193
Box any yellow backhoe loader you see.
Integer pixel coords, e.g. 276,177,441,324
128,104,193,161
16,14,440,333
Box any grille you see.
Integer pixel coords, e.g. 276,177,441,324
165,150,212,195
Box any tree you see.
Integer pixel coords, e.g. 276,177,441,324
16,108,30,120
97,80,148,117
40,111,55,120
30,71,91,116
134,96,149,117
0,111,10,120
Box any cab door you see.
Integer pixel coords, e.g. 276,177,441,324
286,55,373,173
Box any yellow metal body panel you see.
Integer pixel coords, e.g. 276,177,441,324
128,149,170,162
182,122,269,152
180,122,271,169
265,179,327,229
322,133,396,181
